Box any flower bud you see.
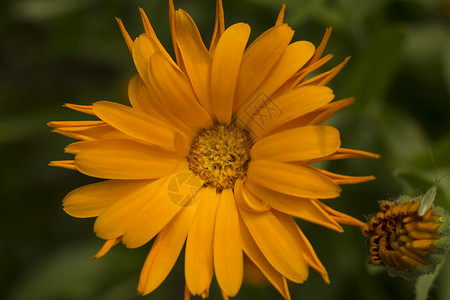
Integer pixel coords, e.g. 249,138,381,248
362,195,449,279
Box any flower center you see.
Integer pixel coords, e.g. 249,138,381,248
187,124,252,190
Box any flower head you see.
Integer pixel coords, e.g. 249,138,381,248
49,0,378,298
363,194,449,279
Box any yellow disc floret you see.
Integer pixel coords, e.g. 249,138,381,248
188,124,252,190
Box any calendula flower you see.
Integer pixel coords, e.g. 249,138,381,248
363,195,449,279
49,0,378,298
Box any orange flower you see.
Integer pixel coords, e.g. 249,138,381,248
49,1,378,298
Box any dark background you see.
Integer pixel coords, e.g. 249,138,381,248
1,0,449,299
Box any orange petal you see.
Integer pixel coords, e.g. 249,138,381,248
138,202,199,295
271,211,329,283
239,217,291,299
308,147,380,162
49,121,130,142
305,164,376,185
48,160,76,170
249,41,315,101
234,24,294,111
244,180,343,232
93,180,157,239
175,9,213,115
234,178,270,213
138,8,178,69
275,4,286,26
115,17,133,53
209,0,225,54
251,125,340,162
132,34,159,85
185,187,218,296
314,199,366,227
247,160,341,199
94,237,122,259
184,284,192,300
214,189,243,297
148,52,213,129
63,179,151,218
261,97,355,136
238,207,308,283
121,176,183,248
211,23,250,124
63,103,95,115
139,7,155,36
128,75,195,140
306,27,332,67
48,120,104,128
168,0,183,67
73,139,187,180
93,101,187,152
237,85,334,139
290,54,334,88
301,97,355,126
299,57,350,87
127,74,158,116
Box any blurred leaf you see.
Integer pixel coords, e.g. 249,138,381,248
411,133,450,169
377,106,429,167
0,111,47,144
393,132,450,207
443,36,450,95
248,0,284,7
0,107,88,145
11,0,89,21
346,25,405,110
403,23,450,87
408,0,442,9
282,0,327,27
10,241,142,300
394,170,435,196
439,253,450,300
394,167,450,208
439,174,450,209
432,133,450,167
415,262,444,300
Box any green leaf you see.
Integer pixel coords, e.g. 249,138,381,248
345,25,405,110
0,106,90,145
415,262,444,300
439,253,450,300
11,0,89,21
378,107,429,168
9,240,142,300
394,170,433,195
443,36,450,94
280,0,326,27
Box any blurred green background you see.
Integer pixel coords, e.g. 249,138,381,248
1,0,449,299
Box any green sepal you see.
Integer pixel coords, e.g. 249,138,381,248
415,262,445,300
365,263,386,276
435,236,450,249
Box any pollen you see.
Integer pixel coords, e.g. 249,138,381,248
362,200,443,272
187,124,252,190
